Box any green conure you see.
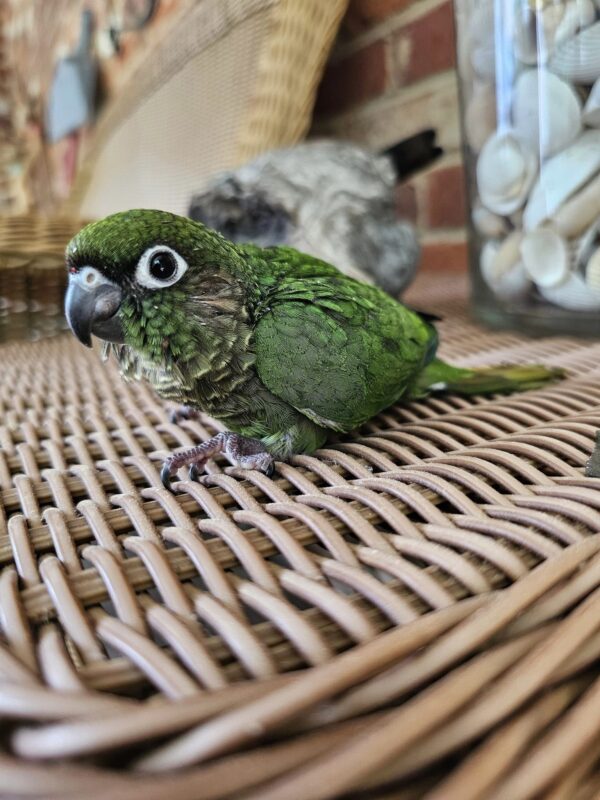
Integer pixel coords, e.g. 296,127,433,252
64,209,564,489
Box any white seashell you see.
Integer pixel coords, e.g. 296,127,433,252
548,21,600,83
520,228,571,287
514,1,593,66
484,230,524,279
472,203,509,238
515,3,565,65
480,240,531,300
555,0,596,45
524,129,600,229
583,77,600,126
539,271,600,309
465,82,497,151
585,248,600,290
552,172,600,236
477,132,538,215
513,70,581,158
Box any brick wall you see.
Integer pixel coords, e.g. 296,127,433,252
311,0,468,273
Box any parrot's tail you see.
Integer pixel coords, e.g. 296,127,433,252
416,358,566,397
382,129,443,181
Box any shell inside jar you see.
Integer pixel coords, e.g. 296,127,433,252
464,0,600,312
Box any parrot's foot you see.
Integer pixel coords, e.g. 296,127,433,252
169,405,202,424
160,432,275,491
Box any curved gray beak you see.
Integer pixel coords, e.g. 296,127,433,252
65,274,124,348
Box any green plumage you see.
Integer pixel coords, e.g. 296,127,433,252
66,210,564,460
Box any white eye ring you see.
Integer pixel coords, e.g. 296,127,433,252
135,245,188,289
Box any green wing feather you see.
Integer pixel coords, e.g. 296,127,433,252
249,246,435,433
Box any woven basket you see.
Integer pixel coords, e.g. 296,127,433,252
66,0,348,218
1,268,600,799
0,215,88,341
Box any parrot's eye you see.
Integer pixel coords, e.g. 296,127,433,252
150,251,176,281
135,245,188,289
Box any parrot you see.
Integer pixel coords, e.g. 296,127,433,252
188,131,443,296
64,209,565,491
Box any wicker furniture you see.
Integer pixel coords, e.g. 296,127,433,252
67,0,349,218
1,265,600,798
4,0,347,215
0,215,89,341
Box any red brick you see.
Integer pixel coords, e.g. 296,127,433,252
347,0,415,25
315,39,387,116
423,164,467,229
419,241,468,272
392,1,456,86
395,182,418,223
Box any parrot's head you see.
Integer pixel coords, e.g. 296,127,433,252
189,175,292,248
64,209,247,353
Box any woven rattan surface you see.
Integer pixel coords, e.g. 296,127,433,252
0,215,88,257
0,215,91,342
2,271,600,798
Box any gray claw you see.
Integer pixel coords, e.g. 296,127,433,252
188,464,201,481
263,460,275,478
169,406,200,425
161,462,175,492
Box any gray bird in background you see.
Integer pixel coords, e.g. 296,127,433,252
188,131,442,296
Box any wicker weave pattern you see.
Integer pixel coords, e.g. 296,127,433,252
235,0,349,161
0,215,87,256
1,273,600,798
0,215,90,341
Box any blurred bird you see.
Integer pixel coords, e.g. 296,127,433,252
188,130,442,296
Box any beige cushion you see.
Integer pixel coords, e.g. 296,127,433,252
69,0,347,218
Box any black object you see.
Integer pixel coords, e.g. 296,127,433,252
382,129,443,181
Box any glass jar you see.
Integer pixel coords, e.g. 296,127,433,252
454,0,600,336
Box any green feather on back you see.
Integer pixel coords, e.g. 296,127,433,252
250,246,434,432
